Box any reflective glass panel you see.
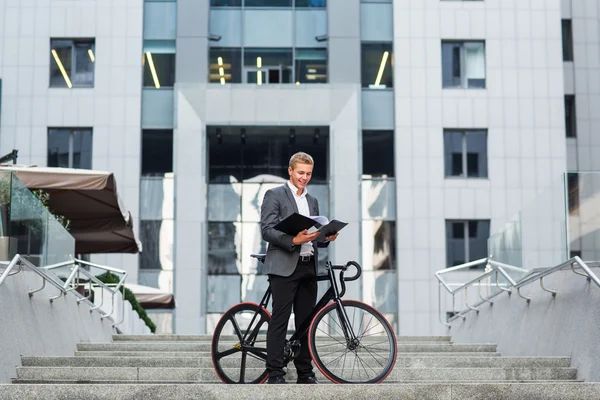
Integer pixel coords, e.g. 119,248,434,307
208,183,242,222
47,129,70,168
362,130,394,178
361,220,396,270
139,220,174,270
362,271,397,314
144,52,175,88
361,43,393,89
142,129,174,176
209,48,242,84
241,183,284,222
211,0,242,5
244,0,292,7
50,39,95,88
295,49,327,84
48,128,93,169
295,0,326,6
208,222,242,274
140,176,175,220
466,130,487,178
442,42,462,88
444,130,463,177
240,223,267,274
207,275,241,312
241,274,270,303
72,130,93,169
361,179,396,220
446,220,490,267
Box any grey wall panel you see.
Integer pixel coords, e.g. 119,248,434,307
328,37,360,83
142,88,175,128
243,10,293,48
177,0,209,84
295,10,328,48
177,38,208,83
360,3,393,42
209,9,242,47
144,2,177,40
361,89,394,129
327,0,360,83
178,0,210,37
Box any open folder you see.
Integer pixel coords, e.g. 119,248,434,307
274,213,348,242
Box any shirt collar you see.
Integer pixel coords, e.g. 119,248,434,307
287,181,308,198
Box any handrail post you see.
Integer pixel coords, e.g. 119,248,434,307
438,282,451,328
465,286,479,312
540,277,557,296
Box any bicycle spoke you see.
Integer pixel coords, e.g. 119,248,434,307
316,326,346,346
358,320,385,339
229,315,244,342
239,351,247,383
217,347,241,360
319,320,345,339
358,315,375,339
355,350,376,378
359,344,386,368
323,348,352,367
246,347,268,361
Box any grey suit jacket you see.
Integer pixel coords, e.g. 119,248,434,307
260,184,328,277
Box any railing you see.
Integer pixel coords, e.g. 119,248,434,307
435,256,600,327
0,254,128,328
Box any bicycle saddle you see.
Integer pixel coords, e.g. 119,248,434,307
250,253,266,263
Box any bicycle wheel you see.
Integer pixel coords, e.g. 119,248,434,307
211,302,271,384
308,300,397,384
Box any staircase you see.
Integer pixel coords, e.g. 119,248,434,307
2,335,600,399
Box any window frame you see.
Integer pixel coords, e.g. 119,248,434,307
445,219,490,268
361,42,394,89
443,129,488,179
47,128,93,169
441,40,486,89
49,38,96,89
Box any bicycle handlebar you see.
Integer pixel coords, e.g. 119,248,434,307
330,261,362,297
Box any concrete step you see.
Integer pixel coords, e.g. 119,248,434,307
77,342,497,353
14,366,578,383
4,382,600,399
75,351,503,358
113,335,452,342
22,356,571,369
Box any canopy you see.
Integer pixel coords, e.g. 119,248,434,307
0,166,142,254
126,283,175,310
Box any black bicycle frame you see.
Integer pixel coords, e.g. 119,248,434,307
239,262,358,347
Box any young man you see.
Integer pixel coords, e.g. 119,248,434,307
260,152,339,384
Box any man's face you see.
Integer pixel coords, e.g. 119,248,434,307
288,162,313,192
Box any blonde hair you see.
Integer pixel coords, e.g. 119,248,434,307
289,152,314,169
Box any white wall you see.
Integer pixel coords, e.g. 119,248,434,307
393,0,567,335
0,0,144,280
0,269,114,383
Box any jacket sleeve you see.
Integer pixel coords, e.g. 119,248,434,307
260,189,296,252
315,198,330,248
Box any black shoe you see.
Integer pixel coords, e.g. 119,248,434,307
297,376,319,384
267,376,287,384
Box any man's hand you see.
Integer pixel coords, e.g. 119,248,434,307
292,229,321,245
325,232,339,242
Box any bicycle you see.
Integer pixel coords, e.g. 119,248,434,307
211,254,398,384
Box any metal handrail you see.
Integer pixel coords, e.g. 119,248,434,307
1,255,130,328
435,256,600,327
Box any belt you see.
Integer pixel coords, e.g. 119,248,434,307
299,255,314,262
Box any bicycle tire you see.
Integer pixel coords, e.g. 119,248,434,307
308,300,397,384
211,302,271,384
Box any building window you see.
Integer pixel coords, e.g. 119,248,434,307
444,130,487,178
295,0,326,6
565,95,577,138
143,41,176,89
361,43,393,89
442,41,486,89
567,173,579,215
50,39,95,88
562,19,574,62
47,128,93,169
446,220,490,267
244,48,293,84
211,0,242,6
362,130,394,178
295,49,327,84
142,129,173,176
210,48,242,84
209,48,327,85
245,0,292,7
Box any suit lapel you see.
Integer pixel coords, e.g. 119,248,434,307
283,184,299,213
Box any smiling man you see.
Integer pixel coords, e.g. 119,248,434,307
260,151,339,384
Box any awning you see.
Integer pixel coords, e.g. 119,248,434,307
126,283,175,309
0,166,142,254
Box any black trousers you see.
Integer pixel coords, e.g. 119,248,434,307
266,259,317,379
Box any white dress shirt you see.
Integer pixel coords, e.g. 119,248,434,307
287,181,314,256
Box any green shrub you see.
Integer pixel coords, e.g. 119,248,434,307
95,272,157,333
